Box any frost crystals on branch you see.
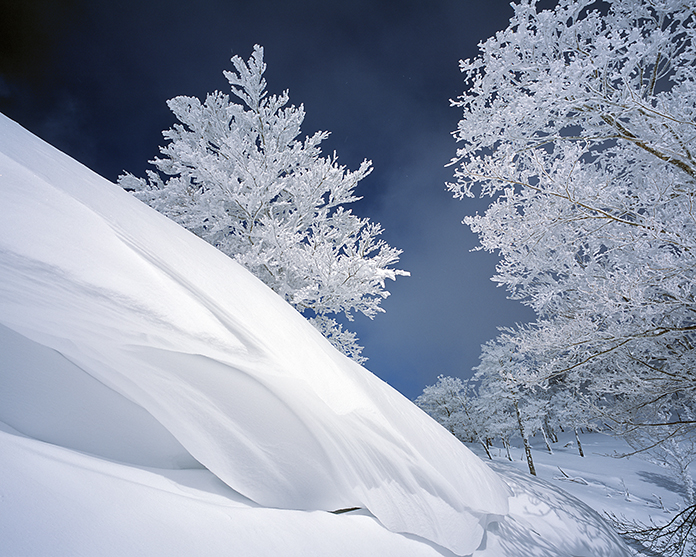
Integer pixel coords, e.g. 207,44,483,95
119,45,408,362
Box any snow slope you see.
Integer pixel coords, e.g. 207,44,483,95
0,113,629,556
471,431,695,553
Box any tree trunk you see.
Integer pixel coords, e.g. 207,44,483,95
479,438,493,460
574,427,585,457
544,416,558,443
502,437,513,461
540,424,553,454
514,400,536,475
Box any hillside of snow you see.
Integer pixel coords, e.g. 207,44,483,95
0,113,629,556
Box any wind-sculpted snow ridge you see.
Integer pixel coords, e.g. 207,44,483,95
0,113,507,555
0,113,631,556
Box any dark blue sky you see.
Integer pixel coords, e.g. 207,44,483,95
1,0,539,398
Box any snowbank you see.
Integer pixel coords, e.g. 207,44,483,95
0,113,507,554
0,113,630,556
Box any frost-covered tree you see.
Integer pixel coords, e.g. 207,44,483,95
450,0,696,549
416,366,548,471
415,375,468,437
120,46,408,362
548,390,593,457
450,0,696,452
474,340,544,475
415,375,493,458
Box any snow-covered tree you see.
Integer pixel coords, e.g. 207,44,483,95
547,390,594,457
119,45,408,362
415,375,468,437
450,0,696,548
450,0,696,452
415,375,493,458
474,339,544,475
416,366,547,471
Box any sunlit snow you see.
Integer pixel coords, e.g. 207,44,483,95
0,113,628,556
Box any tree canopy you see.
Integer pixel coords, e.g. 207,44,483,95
120,46,408,362
451,0,695,452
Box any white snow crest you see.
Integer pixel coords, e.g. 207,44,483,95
0,113,508,555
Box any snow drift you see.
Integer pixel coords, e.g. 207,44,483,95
0,113,508,554
0,113,630,556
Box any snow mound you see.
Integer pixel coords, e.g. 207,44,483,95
0,113,630,556
0,113,506,554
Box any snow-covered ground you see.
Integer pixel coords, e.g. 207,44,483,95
469,432,691,549
0,112,630,556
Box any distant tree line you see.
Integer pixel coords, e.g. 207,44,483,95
415,373,591,475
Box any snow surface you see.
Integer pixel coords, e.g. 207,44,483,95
0,113,629,556
471,431,695,552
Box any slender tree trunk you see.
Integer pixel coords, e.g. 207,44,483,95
479,438,492,460
574,427,585,457
545,416,558,443
514,400,536,475
502,437,513,461
540,425,553,454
